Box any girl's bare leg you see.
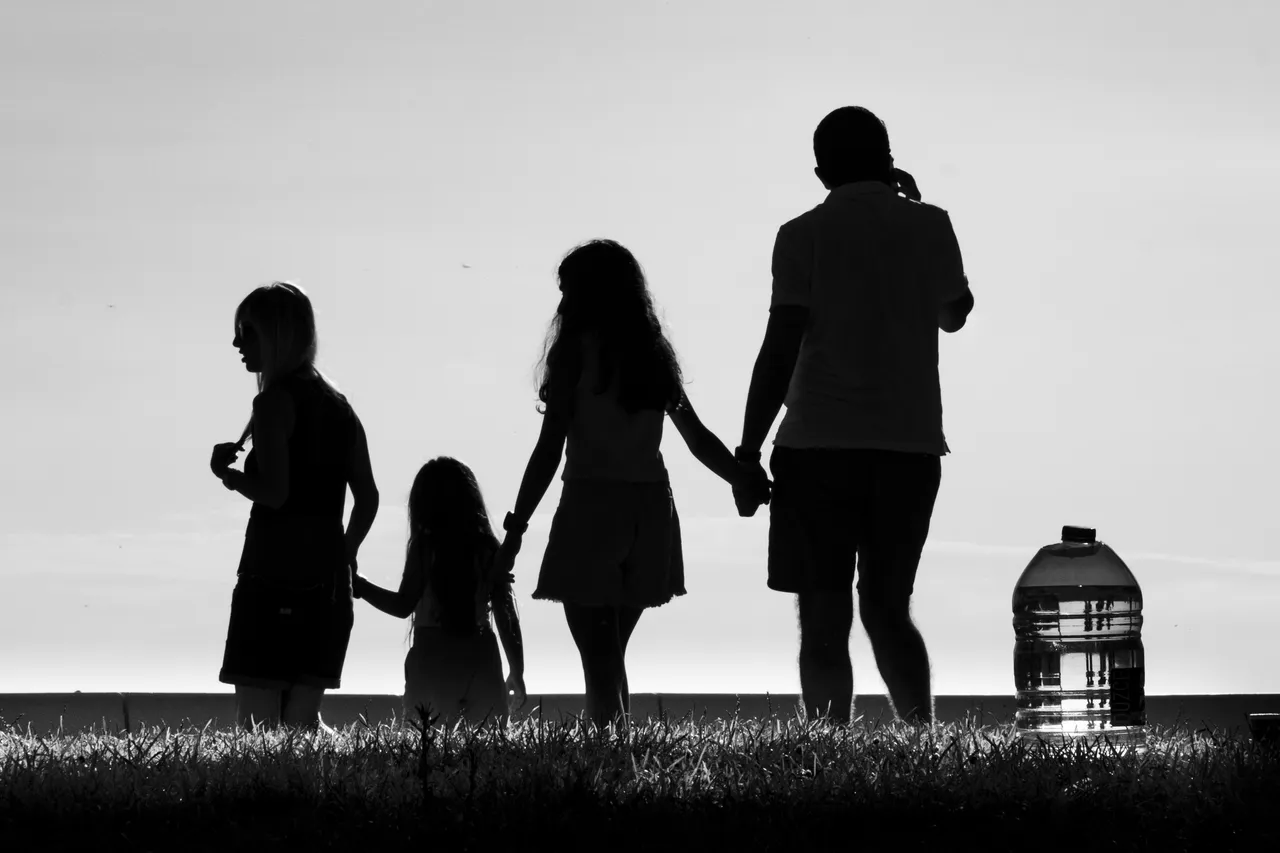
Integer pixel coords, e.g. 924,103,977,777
282,685,327,730
564,603,630,728
616,606,643,714
235,686,282,729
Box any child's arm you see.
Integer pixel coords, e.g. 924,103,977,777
355,536,427,620
668,392,749,486
491,578,526,708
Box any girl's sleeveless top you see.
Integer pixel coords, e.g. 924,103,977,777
412,538,504,638
561,334,670,484
237,371,358,589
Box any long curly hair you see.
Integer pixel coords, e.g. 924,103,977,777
404,457,501,638
535,240,682,415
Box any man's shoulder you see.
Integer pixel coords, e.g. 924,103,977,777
777,203,826,234
898,195,953,223
778,196,955,240
773,204,824,244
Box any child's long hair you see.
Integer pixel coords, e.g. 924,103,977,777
405,457,501,638
536,240,683,416
233,281,342,446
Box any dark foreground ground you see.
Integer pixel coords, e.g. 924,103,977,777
2,714,1277,852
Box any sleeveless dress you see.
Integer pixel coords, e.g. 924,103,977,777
402,539,508,725
218,371,359,691
532,335,686,608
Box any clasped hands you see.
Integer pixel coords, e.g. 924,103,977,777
493,531,522,588
732,454,771,518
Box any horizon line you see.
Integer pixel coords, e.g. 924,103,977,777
4,690,1279,698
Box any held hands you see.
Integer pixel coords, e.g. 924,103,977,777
348,559,364,600
732,457,772,518
493,533,522,582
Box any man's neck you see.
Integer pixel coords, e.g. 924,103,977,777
825,176,892,191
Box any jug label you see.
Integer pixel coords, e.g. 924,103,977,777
1110,666,1146,726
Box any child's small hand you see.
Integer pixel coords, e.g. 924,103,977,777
494,534,522,580
506,672,527,714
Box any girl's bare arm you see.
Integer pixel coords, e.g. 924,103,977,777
491,579,525,681
507,409,569,529
668,392,744,486
356,536,427,619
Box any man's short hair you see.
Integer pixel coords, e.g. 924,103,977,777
813,107,893,185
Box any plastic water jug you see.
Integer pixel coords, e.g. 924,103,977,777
1012,526,1146,747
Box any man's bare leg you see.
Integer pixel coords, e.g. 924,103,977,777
860,598,933,724
796,588,855,724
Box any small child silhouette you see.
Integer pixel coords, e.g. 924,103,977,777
355,457,525,726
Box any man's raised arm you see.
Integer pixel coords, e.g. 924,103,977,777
940,281,974,333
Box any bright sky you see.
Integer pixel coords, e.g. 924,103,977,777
2,0,1277,697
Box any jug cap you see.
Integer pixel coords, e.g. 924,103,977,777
1062,525,1097,543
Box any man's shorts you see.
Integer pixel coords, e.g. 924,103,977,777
767,447,941,603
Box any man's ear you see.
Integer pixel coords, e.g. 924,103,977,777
814,166,830,190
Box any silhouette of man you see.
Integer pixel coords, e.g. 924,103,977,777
734,106,973,725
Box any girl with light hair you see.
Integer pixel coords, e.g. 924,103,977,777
209,281,380,729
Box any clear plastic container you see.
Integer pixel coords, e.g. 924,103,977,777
1012,526,1146,748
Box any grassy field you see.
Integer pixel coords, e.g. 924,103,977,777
1,709,1276,852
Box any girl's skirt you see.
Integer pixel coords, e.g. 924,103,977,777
533,479,685,609
219,574,355,691
403,625,507,725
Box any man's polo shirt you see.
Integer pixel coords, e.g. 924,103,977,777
770,180,969,456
